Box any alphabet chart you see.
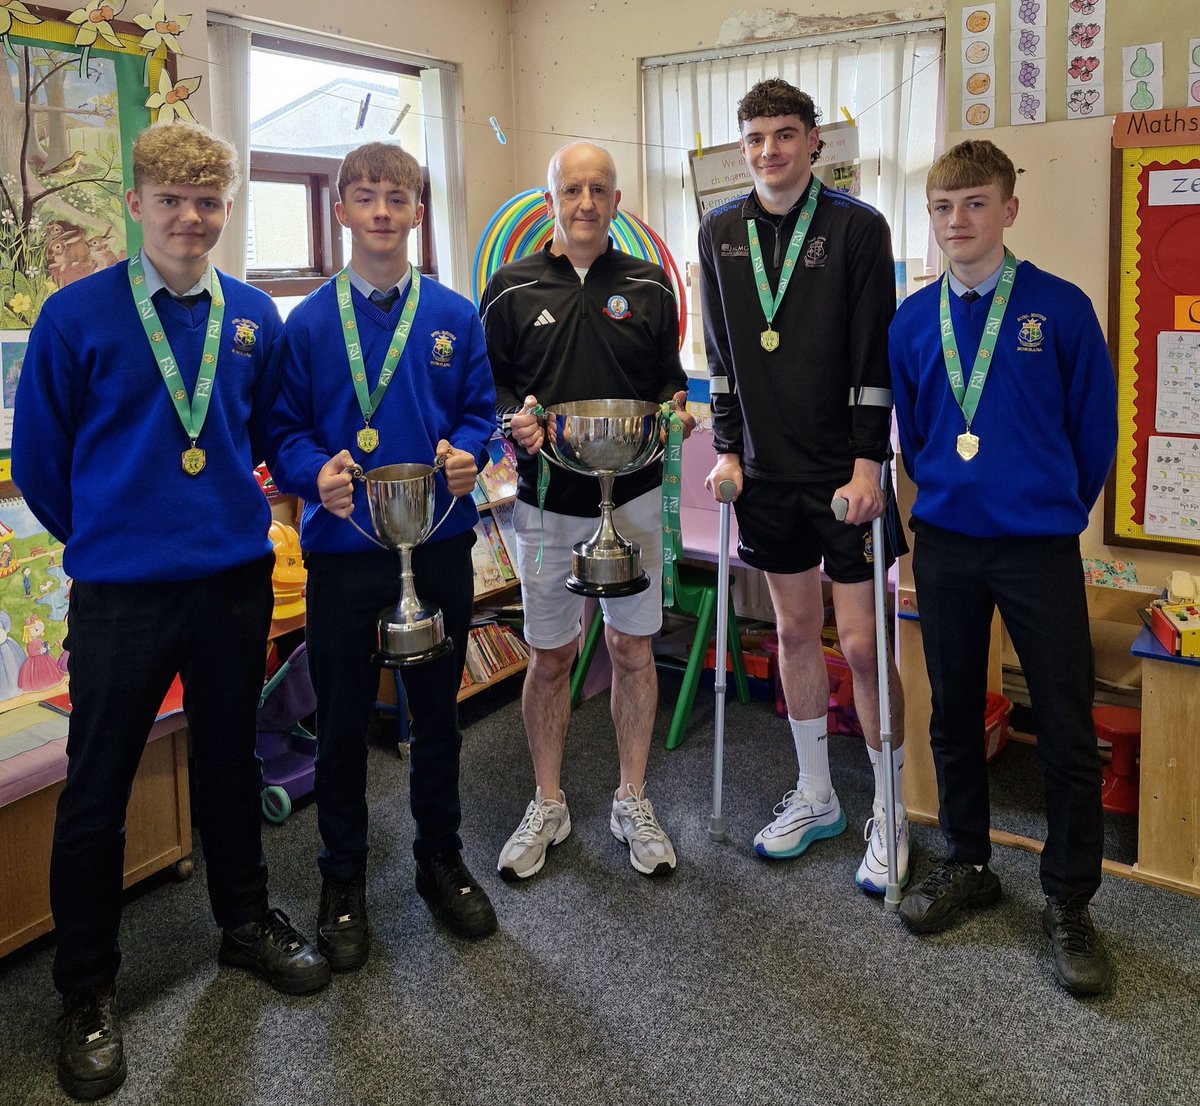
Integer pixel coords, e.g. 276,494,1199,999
1155,331,1200,433
1144,435,1200,537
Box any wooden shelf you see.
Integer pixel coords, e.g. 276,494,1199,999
458,658,527,701
474,578,521,603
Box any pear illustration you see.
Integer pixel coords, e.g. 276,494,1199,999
1131,80,1155,110
1129,47,1154,78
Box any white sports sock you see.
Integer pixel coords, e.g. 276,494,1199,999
867,742,906,812
790,714,832,802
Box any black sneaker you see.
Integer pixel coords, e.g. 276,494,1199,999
898,860,1001,934
219,907,332,994
318,877,370,972
58,983,125,1101
1042,896,1112,996
415,850,498,939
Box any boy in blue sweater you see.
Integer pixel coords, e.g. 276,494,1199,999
13,122,329,1101
889,140,1117,995
270,143,498,965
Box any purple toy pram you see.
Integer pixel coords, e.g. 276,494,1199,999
257,641,317,824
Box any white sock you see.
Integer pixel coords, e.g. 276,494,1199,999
867,742,906,813
790,715,832,802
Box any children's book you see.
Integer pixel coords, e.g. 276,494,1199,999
488,500,519,573
477,437,518,502
470,522,507,596
480,516,516,580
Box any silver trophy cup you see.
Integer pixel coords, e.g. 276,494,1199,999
362,462,455,667
543,399,664,596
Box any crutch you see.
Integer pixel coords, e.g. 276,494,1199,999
709,478,738,842
833,471,902,910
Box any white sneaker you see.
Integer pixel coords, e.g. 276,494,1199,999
855,802,910,894
610,785,677,876
497,788,571,881
754,787,847,859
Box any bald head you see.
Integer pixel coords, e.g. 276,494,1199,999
547,141,618,193
544,141,621,269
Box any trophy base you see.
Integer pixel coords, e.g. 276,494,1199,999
564,572,650,598
374,635,454,669
375,606,450,667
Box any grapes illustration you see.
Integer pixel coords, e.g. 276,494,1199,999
1129,47,1154,78
1017,0,1040,23
1019,93,1041,121
1018,30,1041,56
1019,62,1041,89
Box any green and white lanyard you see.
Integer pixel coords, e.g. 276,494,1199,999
746,175,821,352
335,266,421,453
128,253,223,476
938,249,1018,461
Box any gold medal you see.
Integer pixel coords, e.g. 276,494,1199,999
181,446,206,475
760,328,780,352
357,426,379,453
956,431,980,461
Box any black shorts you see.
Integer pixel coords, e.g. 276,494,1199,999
733,476,909,583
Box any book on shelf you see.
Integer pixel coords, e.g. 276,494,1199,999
477,436,518,502
471,522,508,596
488,499,519,571
470,481,489,507
479,516,517,581
459,621,529,690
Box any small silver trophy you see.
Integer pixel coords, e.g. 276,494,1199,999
360,462,456,667
542,399,664,596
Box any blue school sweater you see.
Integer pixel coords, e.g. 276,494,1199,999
889,261,1117,539
270,274,496,554
12,262,283,583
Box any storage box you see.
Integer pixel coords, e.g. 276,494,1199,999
702,642,773,680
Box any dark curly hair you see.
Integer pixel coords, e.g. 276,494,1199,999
737,78,825,164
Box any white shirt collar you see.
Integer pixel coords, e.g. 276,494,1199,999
139,252,210,300
347,263,412,300
947,257,1015,299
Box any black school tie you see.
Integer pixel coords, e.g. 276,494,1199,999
961,289,981,303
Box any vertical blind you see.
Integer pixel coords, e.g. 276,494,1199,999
642,25,945,330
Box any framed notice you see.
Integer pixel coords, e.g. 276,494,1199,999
1105,107,1200,551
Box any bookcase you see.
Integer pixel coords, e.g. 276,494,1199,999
461,436,528,701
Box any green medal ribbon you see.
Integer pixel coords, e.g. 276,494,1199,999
938,249,1018,461
746,175,821,352
127,253,223,476
336,267,422,453
659,404,684,607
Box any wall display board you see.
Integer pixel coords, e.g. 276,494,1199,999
1106,107,1200,551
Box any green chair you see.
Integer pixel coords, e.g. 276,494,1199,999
569,535,750,751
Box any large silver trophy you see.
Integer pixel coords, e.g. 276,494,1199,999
543,399,664,596
360,462,456,667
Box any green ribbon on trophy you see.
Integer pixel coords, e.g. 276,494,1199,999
335,267,422,454
938,249,1017,462
746,175,821,353
127,253,224,477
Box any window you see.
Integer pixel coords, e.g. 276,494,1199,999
244,35,434,313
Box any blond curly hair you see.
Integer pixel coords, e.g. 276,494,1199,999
131,121,240,194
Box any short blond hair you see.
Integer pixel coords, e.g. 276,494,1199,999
131,121,240,193
337,143,423,202
927,140,1017,200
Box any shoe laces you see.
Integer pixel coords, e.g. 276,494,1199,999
1049,899,1098,955
260,907,305,954
325,880,364,923
63,985,115,1045
865,806,905,844
617,786,665,842
918,861,975,898
512,795,562,845
774,788,820,817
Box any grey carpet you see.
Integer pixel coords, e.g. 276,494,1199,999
1,673,1196,1106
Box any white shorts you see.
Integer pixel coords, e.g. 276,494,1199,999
513,487,664,649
